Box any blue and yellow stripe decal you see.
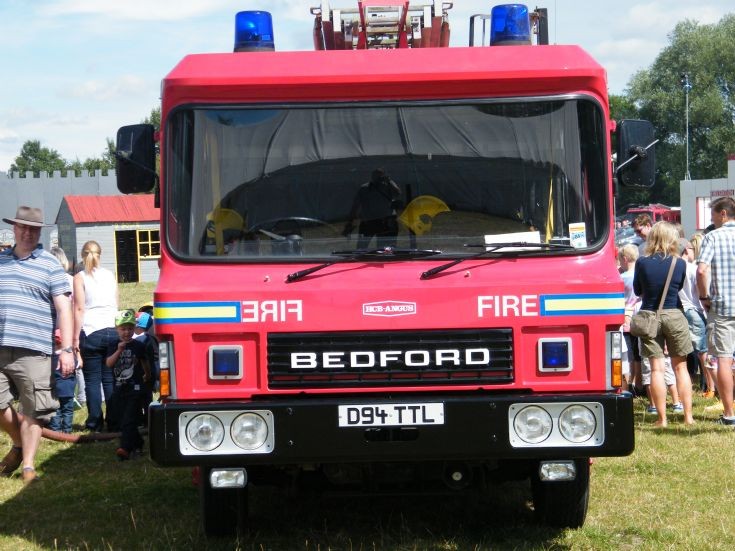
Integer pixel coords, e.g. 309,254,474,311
540,293,625,316
154,302,241,325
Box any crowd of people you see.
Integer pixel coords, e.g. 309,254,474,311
621,197,735,427
1,197,733,483
0,206,157,484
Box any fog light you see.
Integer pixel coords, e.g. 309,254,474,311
559,405,596,443
513,405,552,444
539,460,576,481
210,468,247,489
231,412,268,450
186,413,225,451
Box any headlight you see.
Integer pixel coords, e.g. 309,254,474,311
186,413,225,451
558,405,597,443
231,412,269,450
513,405,552,444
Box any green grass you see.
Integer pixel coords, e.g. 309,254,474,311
2,392,734,550
117,282,155,312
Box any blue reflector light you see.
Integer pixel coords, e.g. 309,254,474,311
209,346,243,380
538,338,573,372
234,11,275,52
490,4,532,46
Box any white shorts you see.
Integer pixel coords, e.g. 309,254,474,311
639,356,675,386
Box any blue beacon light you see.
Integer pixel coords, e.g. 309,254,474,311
234,11,275,52
490,4,532,46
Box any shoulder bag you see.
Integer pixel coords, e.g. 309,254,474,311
629,257,676,339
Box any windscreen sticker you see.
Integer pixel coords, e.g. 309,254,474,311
569,222,587,248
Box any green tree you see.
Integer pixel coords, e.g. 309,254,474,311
609,94,652,211
67,139,116,176
142,106,161,177
9,140,66,176
143,106,161,128
626,14,735,204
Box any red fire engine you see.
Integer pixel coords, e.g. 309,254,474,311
625,203,681,224
115,2,654,536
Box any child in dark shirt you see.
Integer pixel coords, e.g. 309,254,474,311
106,310,150,460
48,330,78,433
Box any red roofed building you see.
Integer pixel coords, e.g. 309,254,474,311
56,195,160,283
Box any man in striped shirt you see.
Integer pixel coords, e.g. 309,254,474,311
697,197,735,425
0,206,74,483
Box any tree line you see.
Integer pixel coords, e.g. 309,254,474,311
611,13,734,209
7,108,160,177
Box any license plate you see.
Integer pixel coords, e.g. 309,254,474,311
338,403,445,427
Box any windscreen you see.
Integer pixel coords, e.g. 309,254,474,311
166,99,608,260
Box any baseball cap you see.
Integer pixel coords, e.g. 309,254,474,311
136,312,153,330
115,309,136,327
678,238,691,255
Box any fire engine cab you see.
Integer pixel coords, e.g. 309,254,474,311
115,2,654,536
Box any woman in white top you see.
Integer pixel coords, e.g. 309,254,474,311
72,240,118,432
679,233,714,396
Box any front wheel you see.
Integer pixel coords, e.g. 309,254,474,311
531,459,590,528
199,466,249,537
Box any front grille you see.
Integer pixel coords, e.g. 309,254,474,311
267,329,513,389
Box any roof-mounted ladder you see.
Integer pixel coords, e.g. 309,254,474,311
311,1,453,50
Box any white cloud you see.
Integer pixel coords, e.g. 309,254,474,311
0,127,20,144
625,2,726,34
60,75,149,102
38,0,314,23
38,0,233,21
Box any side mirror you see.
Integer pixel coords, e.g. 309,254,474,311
616,119,656,188
115,124,157,194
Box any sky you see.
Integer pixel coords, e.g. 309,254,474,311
0,0,732,173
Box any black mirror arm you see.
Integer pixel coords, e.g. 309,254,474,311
615,139,659,174
113,150,159,181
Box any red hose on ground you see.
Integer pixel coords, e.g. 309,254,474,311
14,411,121,443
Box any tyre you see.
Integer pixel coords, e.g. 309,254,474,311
199,466,249,537
531,459,590,528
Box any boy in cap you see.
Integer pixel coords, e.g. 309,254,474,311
105,309,150,460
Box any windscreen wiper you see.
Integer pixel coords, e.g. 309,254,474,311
286,247,442,283
420,241,576,280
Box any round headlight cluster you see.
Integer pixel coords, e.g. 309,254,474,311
231,412,269,450
186,413,225,451
514,405,553,444
559,405,596,443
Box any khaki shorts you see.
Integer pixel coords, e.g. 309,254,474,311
707,312,735,358
0,347,58,421
639,309,694,359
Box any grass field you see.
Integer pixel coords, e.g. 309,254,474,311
1,282,734,549
117,282,155,312
1,393,734,550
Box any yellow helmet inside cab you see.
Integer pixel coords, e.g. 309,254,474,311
398,195,450,235
206,208,245,240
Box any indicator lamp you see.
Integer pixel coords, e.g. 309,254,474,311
490,4,532,46
234,11,275,52
538,338,573,372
